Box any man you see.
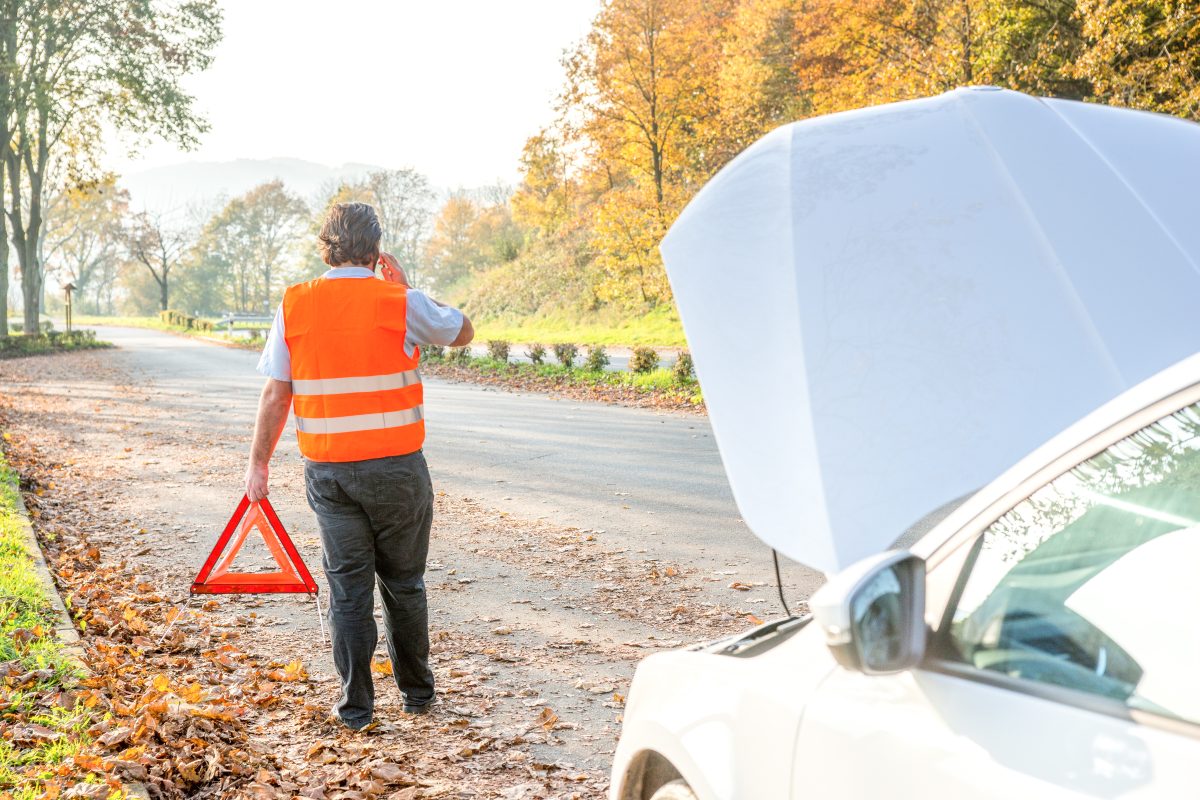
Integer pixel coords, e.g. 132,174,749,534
245,202,473,729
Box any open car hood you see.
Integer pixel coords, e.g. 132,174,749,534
661,87,1200,574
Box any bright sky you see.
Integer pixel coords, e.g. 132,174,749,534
103,0,599,188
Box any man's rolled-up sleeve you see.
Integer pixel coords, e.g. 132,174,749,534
256,303,292,382
405,290,465,346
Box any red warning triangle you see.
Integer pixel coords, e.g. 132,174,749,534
191,495,319,595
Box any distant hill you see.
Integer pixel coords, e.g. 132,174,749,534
119,157,387,215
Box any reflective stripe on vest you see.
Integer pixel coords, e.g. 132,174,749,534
283,277,425,462
295,404,425,435
291,368,421,396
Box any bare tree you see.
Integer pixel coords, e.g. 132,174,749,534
368,168,435,289
124,211,191,312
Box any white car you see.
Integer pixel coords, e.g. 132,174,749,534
611,90,1200,799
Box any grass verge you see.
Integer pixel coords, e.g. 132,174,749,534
0,438,104,798
471,306,687,347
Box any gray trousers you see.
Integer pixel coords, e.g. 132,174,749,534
304,451,435,725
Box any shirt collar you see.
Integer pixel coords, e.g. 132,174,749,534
323,266,376,279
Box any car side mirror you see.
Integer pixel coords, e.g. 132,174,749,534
810,550,926,675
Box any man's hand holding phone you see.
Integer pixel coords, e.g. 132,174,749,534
378,252,410,287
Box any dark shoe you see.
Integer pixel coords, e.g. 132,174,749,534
329,707,372,730
402,703,431,715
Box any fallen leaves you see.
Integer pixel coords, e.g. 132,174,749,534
537,706,559,731
268,659,309,682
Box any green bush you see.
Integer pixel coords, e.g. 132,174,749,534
672,350,695,383
553,342,578,368
630,346,660,374
487,339,511,362
448,346,472,365
424,343,446,361
526,342,547,365
0,331,106,359
584,345,610,372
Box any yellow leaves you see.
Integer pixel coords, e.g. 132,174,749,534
151,673,170,693
267,659,308,682
179,681,205,703
369,657,393,677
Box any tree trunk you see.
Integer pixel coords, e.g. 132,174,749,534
159,272,169,311
0,210,7,339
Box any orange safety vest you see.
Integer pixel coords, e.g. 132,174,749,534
282,276,424,462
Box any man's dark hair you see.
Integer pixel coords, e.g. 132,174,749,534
318,202,382,267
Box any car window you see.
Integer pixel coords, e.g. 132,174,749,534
944,401,1200,726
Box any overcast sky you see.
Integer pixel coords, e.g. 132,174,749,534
103,0,599,188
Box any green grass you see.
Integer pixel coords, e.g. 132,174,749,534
0,444,98,794
71,315,265,350
473,305,687,347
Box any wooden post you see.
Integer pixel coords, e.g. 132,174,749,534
63,282,75,334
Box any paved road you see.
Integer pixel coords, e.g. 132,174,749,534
81,325,822,604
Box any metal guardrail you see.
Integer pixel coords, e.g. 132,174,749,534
216,313,273,331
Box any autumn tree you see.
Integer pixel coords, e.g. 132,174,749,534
195,181,309,313
41,175,129,314
1073,0,1200,119
0,0,221,335
423,194,481,294
562,0,733,308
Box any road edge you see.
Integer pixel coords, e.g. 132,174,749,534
3,467,152,800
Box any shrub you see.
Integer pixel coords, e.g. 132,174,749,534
448,346,472,365
486,339,511,362
424,343,446,361
160,309,213,332
0,331,107,359
672,350,695,383
584,345,610,372
630,346,660,374
553,342,578,368
526,342,547,365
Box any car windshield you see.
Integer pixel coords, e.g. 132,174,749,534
946,401,1200,725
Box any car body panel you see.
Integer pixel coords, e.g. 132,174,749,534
660,87,1200,574
614,353,1200,798
794,667,1196,799
610,637,838,800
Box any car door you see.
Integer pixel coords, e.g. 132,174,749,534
791,397,1200,799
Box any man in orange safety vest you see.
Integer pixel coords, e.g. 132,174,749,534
245,202,473,729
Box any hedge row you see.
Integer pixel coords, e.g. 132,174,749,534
159,309,214,333
426,340,696,382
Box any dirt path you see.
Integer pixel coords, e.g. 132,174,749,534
1,348,788,799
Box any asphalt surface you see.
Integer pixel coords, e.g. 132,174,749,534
80,325,822,604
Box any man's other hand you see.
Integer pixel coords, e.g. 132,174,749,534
378,252,410,286
245,462,269,502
